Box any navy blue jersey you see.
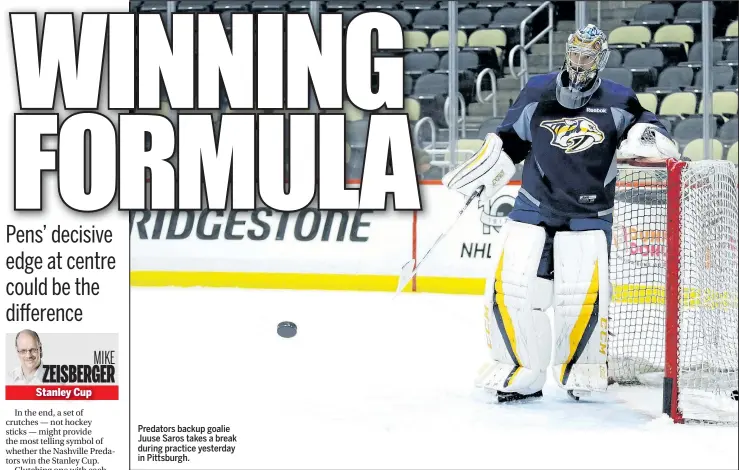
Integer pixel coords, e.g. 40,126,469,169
496,71,669,218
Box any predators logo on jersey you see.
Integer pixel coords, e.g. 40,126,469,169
540,117,605,154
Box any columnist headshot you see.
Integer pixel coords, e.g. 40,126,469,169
8,329,44,385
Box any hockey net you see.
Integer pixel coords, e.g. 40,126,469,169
609,159,738,424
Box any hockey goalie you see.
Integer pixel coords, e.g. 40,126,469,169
442,25,679,403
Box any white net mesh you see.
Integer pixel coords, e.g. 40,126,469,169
609,161,738,424
675,161,738,423
610,166,668,382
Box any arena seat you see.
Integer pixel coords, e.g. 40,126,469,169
212,1,250,12
466,29,506,69
489,6,533,43
341,101,365,122
439,0,476,8
605,50,623,68
727,20,738,37
429,30,468,49
686,41,725,64
404,74,413,95
682,138,724,161
608,26,651,55
491,6,533,27
288,1,314,11
651,24,693,64
439,51,480,72
477,1,509,9
404,52,440,76
468,28,507,48
674,1,715,27
658,91,697,116
624,48,665,69
724,42,738,61
413,72,449,98
718,117,739,144
140,1,167,18
693,65,735,89
599,68,633,89
250,0,288,12
631,2,675,29
636,93,658,113
458,8,493,30
404,30,429,49
623,48,664,88
653,24,694,51
673,116,719,147
346,119,370,148
413,10,448,32
699,91,738,116
386,10,413,28
363,0,400,9
177,1,212,12
646,66,694,94
326,0,364,10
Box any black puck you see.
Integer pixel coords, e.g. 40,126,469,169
277,321,297,338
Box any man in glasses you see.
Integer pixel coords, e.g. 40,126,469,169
8,329,44,385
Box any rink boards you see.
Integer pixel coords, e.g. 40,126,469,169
130,181,687,303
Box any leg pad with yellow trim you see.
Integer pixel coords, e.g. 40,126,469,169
551,230,610,393
475,221,552,396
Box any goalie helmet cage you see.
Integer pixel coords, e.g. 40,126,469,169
609,158,738,425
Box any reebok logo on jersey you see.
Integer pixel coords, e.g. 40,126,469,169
586,107,607,114
579,194,597,204
539,117,605,154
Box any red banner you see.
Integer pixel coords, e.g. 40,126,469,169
5,385,119,400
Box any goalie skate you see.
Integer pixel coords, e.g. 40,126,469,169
497,390,544,403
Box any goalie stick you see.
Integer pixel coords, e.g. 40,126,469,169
394,187,483,296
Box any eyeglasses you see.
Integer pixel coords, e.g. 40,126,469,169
17,348,40,356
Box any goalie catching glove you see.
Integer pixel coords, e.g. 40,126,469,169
442,133,516,201
617,123,680,161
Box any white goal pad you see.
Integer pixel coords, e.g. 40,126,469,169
551,230,610,393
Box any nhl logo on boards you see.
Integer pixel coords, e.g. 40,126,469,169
479,194,516,234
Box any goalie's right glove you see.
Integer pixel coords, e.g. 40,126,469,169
442,133,516,201
617,123,680,161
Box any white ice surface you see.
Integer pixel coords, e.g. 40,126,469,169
131,288,738,470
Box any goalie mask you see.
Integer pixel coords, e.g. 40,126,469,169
556,24,610,109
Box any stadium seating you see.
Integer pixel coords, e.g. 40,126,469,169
636,93,658,113
128,0,739,173
631,2,675,29
658,91,698,116
673,115,720,147
682,138,724,161
699,91,738,117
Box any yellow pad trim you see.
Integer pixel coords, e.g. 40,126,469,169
559,260,600,384
506,366,522,387
495,251,523,366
